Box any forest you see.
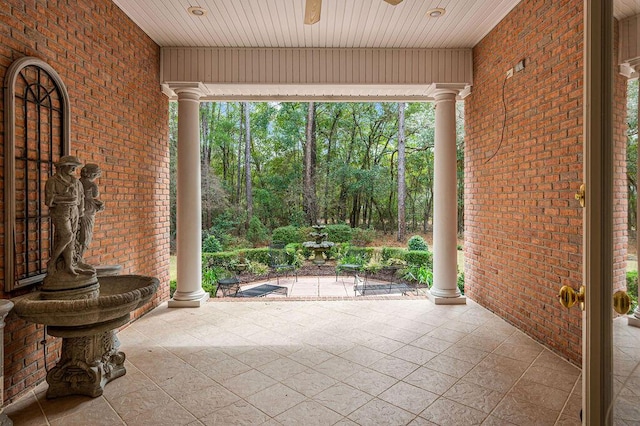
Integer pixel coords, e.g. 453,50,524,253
169,101,465,251
168,81,638,252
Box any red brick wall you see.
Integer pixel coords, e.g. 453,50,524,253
465,0,627,364
0,0,170,401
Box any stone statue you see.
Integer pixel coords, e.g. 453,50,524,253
76,164,104,262
44,155,93,277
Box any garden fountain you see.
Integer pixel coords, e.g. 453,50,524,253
12,156,159,399
302,224,335,265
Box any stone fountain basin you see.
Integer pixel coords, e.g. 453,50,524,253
13,275,159,333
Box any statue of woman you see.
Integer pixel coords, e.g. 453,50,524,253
45,155,85,276
76,163,104,262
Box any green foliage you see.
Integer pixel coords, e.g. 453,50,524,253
247,261,269,275
272,226,303,244
247,216,268,246
403,265,433,287
457,271,465,295
381,247,407,261
405,250,433,269
202,235,223,253
407,235,429,251
203,252,237,270
170,279,177,298
351,227,375,245
627,270,638,313
204,210,240,250
325,224,352,243
337,245,375,265
244,248,271,265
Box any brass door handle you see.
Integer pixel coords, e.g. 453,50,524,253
613,290,631,315
558,285,585,311
575,184,585,207
558,286,631,314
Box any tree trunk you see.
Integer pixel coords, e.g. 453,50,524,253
397,102,406,242
236,103,244,205
303,102,317,224
244,102,253,223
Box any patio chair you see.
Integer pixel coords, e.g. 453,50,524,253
268,242,297,284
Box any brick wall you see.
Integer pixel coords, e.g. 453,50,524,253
465,0,627,364
0,0,170,401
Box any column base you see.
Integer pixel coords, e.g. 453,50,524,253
628,315,640,328
0,412,11,426
427,290,467,305
168,292,210,308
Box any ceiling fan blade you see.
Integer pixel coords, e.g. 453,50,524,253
384,0,404,5
304,0,322,25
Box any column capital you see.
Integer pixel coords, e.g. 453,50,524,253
428,83,470,101
164,82,209,100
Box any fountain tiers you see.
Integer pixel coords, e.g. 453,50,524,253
14,275,159,398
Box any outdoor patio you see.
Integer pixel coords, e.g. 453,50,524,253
5,277,615,426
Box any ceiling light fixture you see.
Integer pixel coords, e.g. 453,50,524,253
187,6,207,17
426,7,446,18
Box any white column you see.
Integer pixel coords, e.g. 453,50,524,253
430,90,466,304
168,86,209,308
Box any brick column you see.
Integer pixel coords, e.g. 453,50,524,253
168,85,210,308
430,89,466,305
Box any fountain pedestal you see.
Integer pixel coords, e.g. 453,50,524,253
302,225,335,265
13,275,159,399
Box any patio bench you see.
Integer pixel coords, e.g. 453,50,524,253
217,277,241,297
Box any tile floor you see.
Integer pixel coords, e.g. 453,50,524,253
4,275,640,425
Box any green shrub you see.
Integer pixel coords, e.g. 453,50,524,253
457,271,465,295
245,247,271,265
326,224,352,243
405,250,433,269
627,270,638,313
170,279,177,298
272,226,302,244
202,235,223,253
337,245,375,265
203,252,237,270
247,261,269,275
381,247,407,261
247,217,268,246
403,265,433,287
351,227,375,245
408,235,429,251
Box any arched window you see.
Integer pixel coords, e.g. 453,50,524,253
4,57,70,291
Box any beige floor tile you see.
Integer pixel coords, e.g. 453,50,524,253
313,356,362,381
492,341,543,364
369,355,420,380
443,380,504,413
287,345,335,367
157,369,218,398
257,357,308,381
313,382,373,416
419,397,487,425
175,383,241,419
123,399,197,426
339,345,387,367
221,369,278,397
427,326,468,343
378,381,438,414
521,365,580,393
462,364,521,393
508,378,569,412
232,347,282,368
348,398,417,425
409,335,455,354
245,383,307,417
391,345,438,366
4,391,50,426
281,368,338,397
481,415,518,425
457,334,505,353
425,353,475,379
403,366,458,395
342,367,398,396
440,345,489,365
275,400,343,425
48,397,125,425
106,385,172,421
491,394,560,425
200,399,271,425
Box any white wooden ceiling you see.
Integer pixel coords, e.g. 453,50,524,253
113,0,640,49
113,0,525,49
